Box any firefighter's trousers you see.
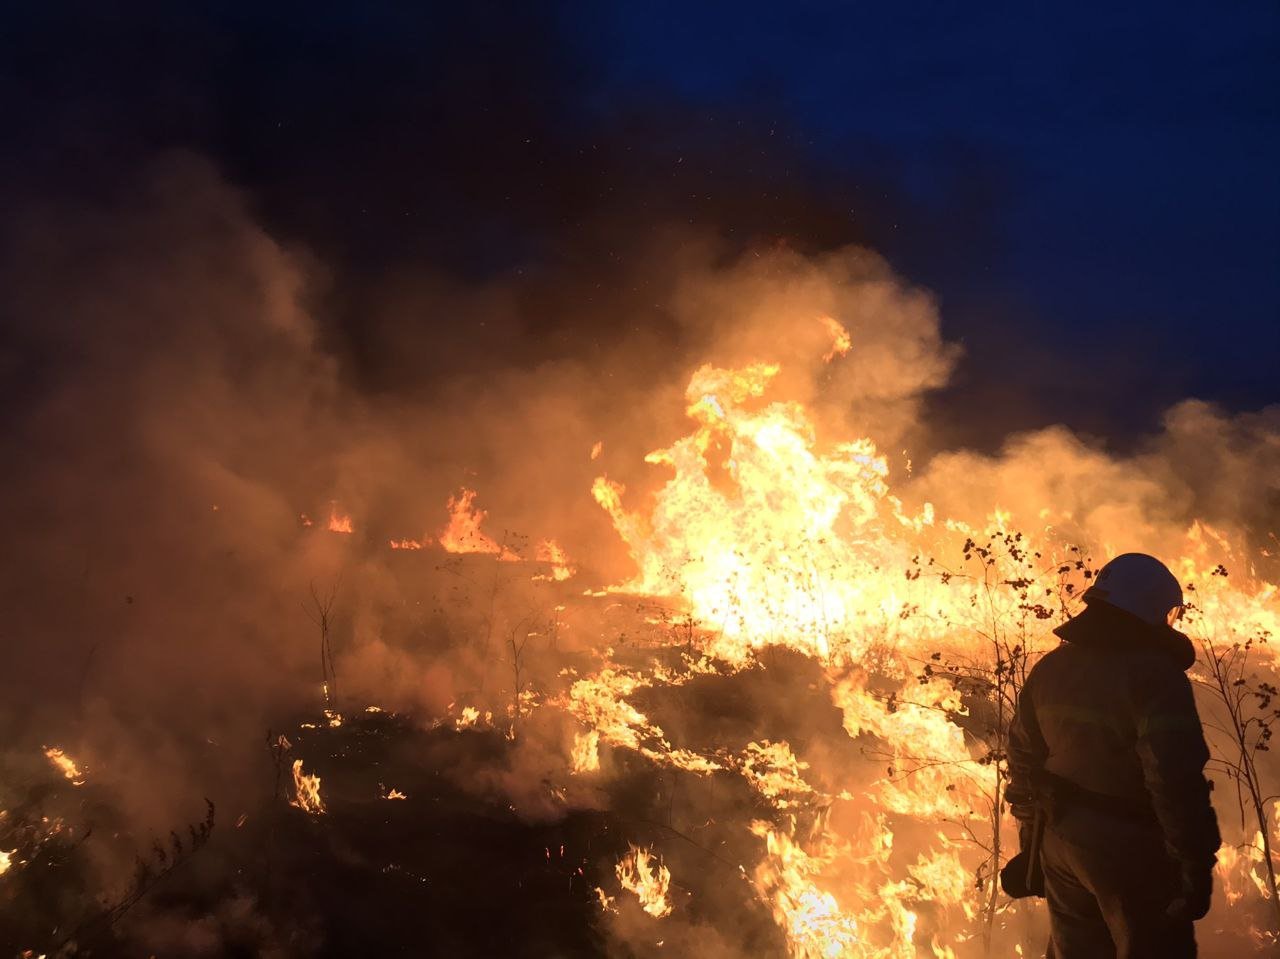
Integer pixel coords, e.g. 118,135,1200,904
1041,814,1194,959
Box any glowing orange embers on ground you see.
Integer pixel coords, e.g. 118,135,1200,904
290,759,325,815
43,747,85,786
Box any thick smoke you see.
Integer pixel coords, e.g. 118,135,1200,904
913,400,1280,570
2,155,348,824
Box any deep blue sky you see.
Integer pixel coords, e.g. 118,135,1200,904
3,2,1277,447
566,3,1280,423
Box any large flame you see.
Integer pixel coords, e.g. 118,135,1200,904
594,360,927,666
570,325,1279,956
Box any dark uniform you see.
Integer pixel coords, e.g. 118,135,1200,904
1007,599,1220,958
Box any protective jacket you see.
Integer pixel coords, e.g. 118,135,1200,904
1006,600,1220,957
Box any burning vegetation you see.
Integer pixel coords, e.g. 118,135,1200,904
0,166,1276,957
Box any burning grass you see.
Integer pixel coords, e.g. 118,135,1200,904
2,320,1277,957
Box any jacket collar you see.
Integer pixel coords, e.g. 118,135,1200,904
1053,599,1197,671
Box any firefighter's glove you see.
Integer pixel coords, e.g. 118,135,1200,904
1165,864,1212,922
999,851,1044,899
1004,784,1036,824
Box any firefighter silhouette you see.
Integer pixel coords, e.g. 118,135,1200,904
1004,553,1220,958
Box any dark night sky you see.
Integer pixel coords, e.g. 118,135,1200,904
2,1,1277,449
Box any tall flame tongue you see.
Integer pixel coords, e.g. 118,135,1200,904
593,360,917,667
615,845,674,918
290,759,325,815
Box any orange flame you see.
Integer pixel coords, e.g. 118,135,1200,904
452,704,492,730
438,488,518,560
751,821,862,957
289,759,325,815
327,503,354,534
534,539,576,581
616,845,673,918
593,361,911,666
43,746,85,786
570,730,600,773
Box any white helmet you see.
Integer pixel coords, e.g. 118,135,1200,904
1084,552,1184,627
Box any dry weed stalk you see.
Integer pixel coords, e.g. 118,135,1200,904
305,577,341,711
